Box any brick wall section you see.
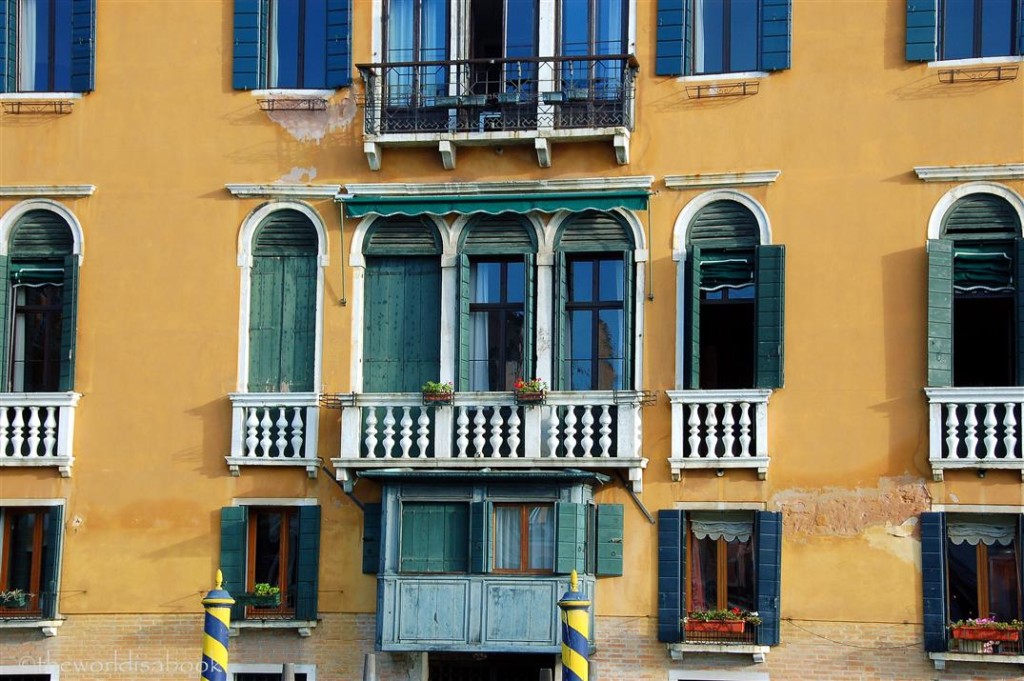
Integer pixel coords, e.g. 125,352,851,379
3,614,1024,680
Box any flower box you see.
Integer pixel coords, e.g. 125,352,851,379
514,390,546,406
0,591,29,609
952,626,1021,642
233,592,282,608
685,619,745,634
422,392,454,406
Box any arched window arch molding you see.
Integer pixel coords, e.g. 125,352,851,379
546,208,648,257
449,213,544,254
926,182,1024,240
348,213,451,267
671,189,773,261
0,199,85,265
236,201,329,393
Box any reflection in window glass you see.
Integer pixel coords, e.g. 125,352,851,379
468,259,526,391
565,256,625,390
942,0,1014,60
695,0,759,74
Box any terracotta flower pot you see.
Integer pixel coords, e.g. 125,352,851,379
685,619,745,634
515,390,546,405
422,392,453,405
952,626,1020,642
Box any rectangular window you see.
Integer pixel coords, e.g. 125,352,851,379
492,503,554,573
246,508,299,618
268,0,327,88
565,255,625,391
16,0,73,92
11,283,63,392
0,507,58,618
400,502,469,573
468,259,525,391
686,512,755,614
694,0,759,74
941,0,1017,60
698,251,755,389
947,517,1021,623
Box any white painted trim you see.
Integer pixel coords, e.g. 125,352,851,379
344,176,655,196
0,664,60,678
0,92,82,100
914,164,1024,182
932,504,1024,513
0,498,65,507
235,201,329,393
0,185,95,198
669,669,770,681
0,199,86,264
929,651,1024,670
251,89,334,98
231,498,319,506
664,171,781,190
228,662,317,679
928,55,1024,68
926,182,1024,240
226,184,342,200
675,70,769,83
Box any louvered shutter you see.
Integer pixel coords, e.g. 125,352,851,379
555,502,587,574
760,0,791,71
0,255,10,390
58,255,79,391
655,0,689,76
233,0,269,89
927,239,954,387
458,254,471,390
248,257,285,392
755,245,785,389
365,217,441,256
462,214,535,255
70,0,96,92
906,0,937,62
755,511,782,646
657,509,684,643
295,505,321,621
280,256,316,392
325,0,351,87
921,512,948,652
687,247,702,389
40,505,64,619
595,504,623,576
220,507,248,622
362,503,382,574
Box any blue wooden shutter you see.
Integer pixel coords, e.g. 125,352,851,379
220,506,248,622
0,255,9,390
755,511,782,646
40,505,64,619
0,0,16,92
70,0,96,92
58,255,79,392
906,0,937,62
760,0,791,71
921,511,948,652
927,239,954,387
595,504,623,576
295,505,321,621
363,503,382,574
458,254,471,390
755,245,785,389
687,247,701,389
1017,240,1024,386
470,500,490,573
657,509,684,643
555,501,587,574
655,0,689,76
233,0,268,89
325,0,351,87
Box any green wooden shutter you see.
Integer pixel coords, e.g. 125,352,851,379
58,255,79,392
248,257,284,392
40,505,64,619
927,239,954,387
462,215,535,254
0,0,14,93
220,506,248,622
906,0,937,62
0,255,10,391
623,254,634,389
754,511,782,646
1016,239,1024,386
595,504,623,577
233,0,269,89
70,0,96,92
295,505,321,621
10,211,74,256
555,501,587,574
402,502,470,572
760,0,791,71
687,247,702,389
657,509,684,643
921,512,948,652
523,253,535,380
755,245,785,389
362,503,382,574
325,0,351,87
655,0,689,76
280,257,317,392
458,254,471,390
554,251,568,390
469,500,491,573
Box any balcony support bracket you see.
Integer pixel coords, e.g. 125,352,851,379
614,132,630,165
439,140,457,170
365,142,382,171
535,138,552,168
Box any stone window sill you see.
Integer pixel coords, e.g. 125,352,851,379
0,617,62,637
229,619,316,638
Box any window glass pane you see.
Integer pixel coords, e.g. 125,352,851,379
506,261,525,304
4,511,37,593
943,0,976,59
697,0,725,74
527,506,554,570
469,310,491,390
421,0,449,61
561,0,591,56
597,309,622,359
570,260,593,302
387,0,414,61
987,542,1019,621
302,0,328,87
725,538,755,611
12,284,64,393
472,262,503,303
689,535,718,612
494,506,523,570
947,540,980,621
271,0,301,88
19,0,49,91
253,511,284,588
729,0,759,71
506,0,538,58
598,259,623,301
595,0,625,54
980,0,1013,57
502,310,525,388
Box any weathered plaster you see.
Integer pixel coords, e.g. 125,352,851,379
266,95,358,143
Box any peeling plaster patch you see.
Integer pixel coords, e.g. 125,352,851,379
950,492,960,503
866,520,921,564
266,96,358,143
279,167,318,183
773,476,931,541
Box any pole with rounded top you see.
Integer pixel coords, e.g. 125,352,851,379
558,569,590,681
200,569,235,681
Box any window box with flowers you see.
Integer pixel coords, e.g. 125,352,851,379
513,378,547,406
421,381,454,406
684,608,762,635
0,589,30,609
950,618,1023,642
232,583,282,608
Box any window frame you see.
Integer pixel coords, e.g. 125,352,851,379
398,500,471,574
563,252,627,392
684,514,756,614
0,504,62,621
691,0,762,75
0,0,94,94
245,506,298,619
465,257,528,392
939,0,1018,61
490,502,555,574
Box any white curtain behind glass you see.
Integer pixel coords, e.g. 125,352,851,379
528,506,553,570
494,506,521,569
469,264,493,391
693,0,705,74
18,0,38,90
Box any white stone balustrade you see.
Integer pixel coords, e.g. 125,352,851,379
333,391,647,491
666,389,771,480
925,387,1024,481
0,392,81,477
225,392,320,478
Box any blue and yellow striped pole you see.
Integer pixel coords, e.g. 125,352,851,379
200,569,234,681
558,569,590,681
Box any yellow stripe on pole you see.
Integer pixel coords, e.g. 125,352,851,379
558,570,590,681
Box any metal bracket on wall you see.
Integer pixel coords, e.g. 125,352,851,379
2,100,74,114
686,81,759,99
257,97,328,111
938,65,1018,84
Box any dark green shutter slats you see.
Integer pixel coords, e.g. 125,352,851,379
280,257,317,391
755,245,785,389
462,214,536,254
0,0,14,93
220,506,248,622
760,0,791,71
754,510,782,646
927,239,954,387
906,0,937,62
554,251,568,390
58,255,79,391
657,509,684,643
233,0,269,89
469,500,491,573
687,247,702,389
555,501,587,574
401,502,470,572
941,195,1021,240
557,212,633,251
595,504,623,577
687,201,760,248
70,0,96,92
0,255,10,391
40,505,64,619
1017,240,1024,386
523,252,536,380
655,0,689,76
249,256,284,391
623,253,635,389
325,0,352,87
365,217,442,256
921,512,948,652
10,211,74,256
362,503,382,574
254,211,319,255
295,505,321,621
458,254,471,390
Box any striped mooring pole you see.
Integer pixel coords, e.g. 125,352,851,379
558,569,590,681
200,569,235,681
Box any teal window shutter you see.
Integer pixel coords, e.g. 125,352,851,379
622,254,635,389
249,257,285,391
401,502,470,573
280,257,317,392
657,509,684,643
70,0,96,92
457,254,471,390
0,255,10,390
554,251,568,390
58,255,79,392
754,511,782,646
687,247,702,389
523,252,536,380
906,0,937,61
469,500,491,573
233,0,269,90
927,239,954,387
0,0,13,93
1017,239,1024,386
760,0,792,71
325,0,351,87
755,245,785,389
921,512,948,652
554,501,586,574
220,506,248,622
362,503,382,574
39,505,64,619
295,505,321,621
595,504,624,576
656,0,690,76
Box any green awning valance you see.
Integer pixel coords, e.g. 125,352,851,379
343,190,649,218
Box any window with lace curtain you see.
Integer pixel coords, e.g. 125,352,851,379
686,511,755,613
492,503,554,573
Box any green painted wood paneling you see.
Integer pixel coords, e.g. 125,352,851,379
921,512,948,651
364,217,441,256
248,255,317,392
928,239,954,387
523,253,536,380
9,211,74,257
657,509,684,642
1017,239,1024,386
754,511,782,645
345,192,649,218
556,211,633,251
400,502,470,573
457,254,471,390
254,210,319,254
220,506,248,622
755,245,785,389
554,501,586,574
595,504,623,576
295,505,321,621
363,503,383,574
39,505,63,619
941,194,1021,240
687,247,702,389
469,500,490,573
687,200,760,248
906,0,937,61
462,214,536,254
0,255,10,390
57,255,79,391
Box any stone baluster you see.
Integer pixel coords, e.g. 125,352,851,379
738,402,752,456
259,409,272,457
290,409,304,458
546,408,560,457
43,407,57,457
275,408,288,457
944,403,960,459
687,404,701,457
721,403,736,457
982,403,998,459
580,406,594,458
0,408,9,458
456,407,470,458
964,403,979,459
11,407,25,458
245,408,259,457
26,407,40,457
598,406,612,457
489,408,505,458
564,407,578,457
364,409,379,458
399,407,413,458
416,408,431,458
472,408,487,458
1004,403,1019,459
704,404,719,458
382,407,396,458
507,408,521,457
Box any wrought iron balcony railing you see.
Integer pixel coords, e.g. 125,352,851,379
357,54,638,137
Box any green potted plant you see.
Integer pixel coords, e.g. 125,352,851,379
422,380,454,405
683,607,762,634
514,378,548,405
950,617,1023,642
234,583,281,608
0,589,29,609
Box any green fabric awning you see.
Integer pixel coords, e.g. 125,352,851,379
343,190,649,217
700,252,754,291
11,264,64,286
954,245,1013,292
